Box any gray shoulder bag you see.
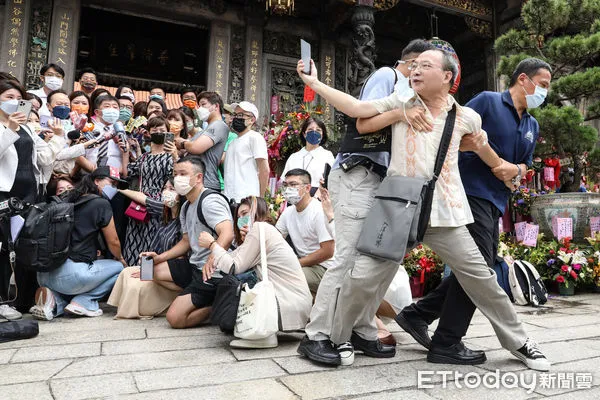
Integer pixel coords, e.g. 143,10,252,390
356,104,457,263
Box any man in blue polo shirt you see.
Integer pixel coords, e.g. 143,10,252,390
396,58,552,368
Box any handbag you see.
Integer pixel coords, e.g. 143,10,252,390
234,223,279,340
210,265,242,333
125,153,150,223
125,201,150,223
356,104,457,263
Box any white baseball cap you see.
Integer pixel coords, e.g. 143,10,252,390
237,101,259,120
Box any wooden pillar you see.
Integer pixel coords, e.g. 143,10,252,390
207,21,231,100
0,0,32,82
47,0,81,90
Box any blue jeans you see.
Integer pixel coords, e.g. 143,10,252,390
37,258,123,316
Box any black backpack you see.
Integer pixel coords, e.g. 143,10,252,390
14,195,99,272
182,189,237,237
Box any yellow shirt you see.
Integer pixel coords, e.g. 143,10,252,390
369,93,487,227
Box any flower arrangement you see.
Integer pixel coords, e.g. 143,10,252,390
511,186,553,216
264,188,286,222
403,244,444,282
263,103,324,162
543,239,594,288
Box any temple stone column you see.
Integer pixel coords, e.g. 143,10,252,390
207,21,231,99
319,39,336,126
243,25,264,112
0,0,32,82
347,3,376,97
47,0,81,90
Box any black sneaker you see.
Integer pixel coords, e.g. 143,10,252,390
297,336,341,366
395,310,431,349
511,338,551,371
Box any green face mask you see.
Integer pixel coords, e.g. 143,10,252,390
237,215,251,229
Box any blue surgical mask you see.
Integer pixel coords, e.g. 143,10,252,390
523,78,547,109
149,94,163,101
237,215,251,230
305,130,322,145
101,108,119,124
52,105,71,120
102,185,118,200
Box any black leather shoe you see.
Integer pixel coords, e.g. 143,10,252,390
351,332,396,358
395,310,432,350
297,336,341,366
427,342,487,365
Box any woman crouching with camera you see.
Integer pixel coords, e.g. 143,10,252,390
199,196,312,349
30,167,127,320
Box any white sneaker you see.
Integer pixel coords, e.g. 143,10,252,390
0,304,22,321
337,342,355,366
230,334,278,349
511,338,551,371
64,303,103,317
29,287,56,321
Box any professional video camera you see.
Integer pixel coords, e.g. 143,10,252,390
0,197,28,220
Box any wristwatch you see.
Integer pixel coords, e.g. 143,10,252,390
511,164,522,185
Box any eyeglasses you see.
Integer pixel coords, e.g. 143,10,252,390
282,181,308,189
233,113,253,119
408,62,443,72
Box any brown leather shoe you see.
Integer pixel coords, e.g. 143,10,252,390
378,330,397,346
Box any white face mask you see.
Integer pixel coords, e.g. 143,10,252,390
283,187,302,205
0,99,19,115
196,106,210,122
523,82,548,109
174,175,195,196
162,190,178,208
44,76,63,91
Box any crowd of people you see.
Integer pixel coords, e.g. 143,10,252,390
0,36,553,371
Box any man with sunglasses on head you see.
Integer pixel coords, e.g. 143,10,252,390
222,101,269,202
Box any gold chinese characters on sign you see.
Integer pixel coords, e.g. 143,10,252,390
56,12,71,66
5,0,26,76
248,40,260,103
323,55,333,123
215,38,226,95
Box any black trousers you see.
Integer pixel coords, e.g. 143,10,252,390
402,195,502,346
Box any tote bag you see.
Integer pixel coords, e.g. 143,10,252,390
233,223,279,340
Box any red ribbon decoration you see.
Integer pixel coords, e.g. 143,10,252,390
543,157,561,188
303,85,316,103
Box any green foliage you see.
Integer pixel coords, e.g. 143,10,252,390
495,0,600,192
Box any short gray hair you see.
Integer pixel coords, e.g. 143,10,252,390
435,49,459,88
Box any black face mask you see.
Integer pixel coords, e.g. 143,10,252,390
231,117,247,133
150,132,165,144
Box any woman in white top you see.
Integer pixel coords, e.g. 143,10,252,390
281,117,334,192
199,196,312,349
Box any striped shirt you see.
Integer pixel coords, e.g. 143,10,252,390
146,198,182,254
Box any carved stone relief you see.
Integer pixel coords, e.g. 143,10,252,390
347,6,376,97
270,66,305,113
229,25,245,103
263,30,319,61
24,0,52,90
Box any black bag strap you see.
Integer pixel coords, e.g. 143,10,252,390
430,104,457,183
197,189,229,236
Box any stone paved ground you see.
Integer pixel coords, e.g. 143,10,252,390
1,293,600,399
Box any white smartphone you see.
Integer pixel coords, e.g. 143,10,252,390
301,39,311,74
39,114,51,129
16,100,32,120
140,256,154,281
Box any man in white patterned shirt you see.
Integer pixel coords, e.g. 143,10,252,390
295,48,550,371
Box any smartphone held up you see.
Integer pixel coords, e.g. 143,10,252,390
301,39,311,75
